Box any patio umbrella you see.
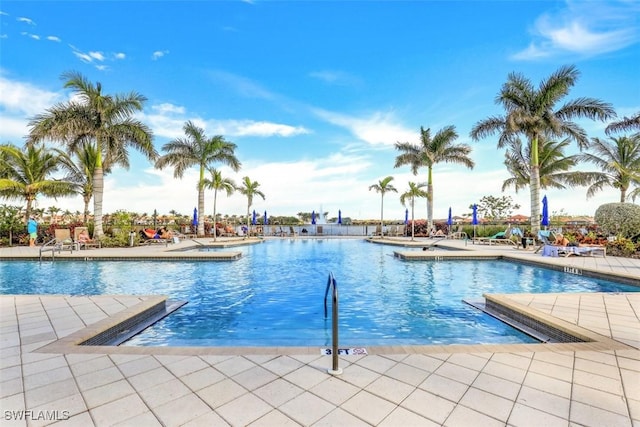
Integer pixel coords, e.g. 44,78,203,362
311,210,316,225
264,210,268,225
404,208,409,225
338,210,342,225
541,195,549,228
472,204,478,241
252,210,256,225
191,208,197,229
447,207,453,229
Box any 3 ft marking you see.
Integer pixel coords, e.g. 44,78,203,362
564,266,582,275
321,348,368,355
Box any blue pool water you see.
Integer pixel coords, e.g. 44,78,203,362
1,239,637,346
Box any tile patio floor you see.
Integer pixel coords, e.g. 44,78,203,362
0,238,639,426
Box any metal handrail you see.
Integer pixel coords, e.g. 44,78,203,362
324,272,342,375
39,238,57,261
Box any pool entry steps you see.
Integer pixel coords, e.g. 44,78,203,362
80,299,186,346
465,296,589,344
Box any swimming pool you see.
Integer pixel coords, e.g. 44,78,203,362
1,239,637,346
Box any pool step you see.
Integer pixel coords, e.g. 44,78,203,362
464,299,577,344
80,299,187,346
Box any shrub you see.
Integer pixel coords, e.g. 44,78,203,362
594,203,640,239
605,237,640,258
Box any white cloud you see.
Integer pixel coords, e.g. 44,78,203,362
114,52,126,60
513,1,639,60
0,76,61,115
141,103,309,139
21,32,40,40
152,50,169,60
313,109,417,146
309,70,361,86
0,76,62,141
89,51,105,61
17,17,35,25
47,36,61,42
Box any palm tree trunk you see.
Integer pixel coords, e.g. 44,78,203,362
246,204,250,239
530,136,541,235
197,167,206,237
93,167,105,237
427,167,434,230
212,190,218,241
83,196,91,224
620,188,627,203
411,198,415,241
380,194,384,237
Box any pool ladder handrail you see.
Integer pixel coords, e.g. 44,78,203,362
39,238,58,261
324,272,342,375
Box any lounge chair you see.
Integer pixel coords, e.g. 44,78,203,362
476,226,516,245
52,228,76,253
448,225,467,240
534,230,556,253
73,227,101,249
393,224,406,237
139,229,169,246
289,226,298,237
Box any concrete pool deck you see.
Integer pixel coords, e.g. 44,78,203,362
0,237,639,426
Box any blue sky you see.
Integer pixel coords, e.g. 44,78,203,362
1,1,639,221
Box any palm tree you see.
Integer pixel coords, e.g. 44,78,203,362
203,168,236,241
501,136,588,193
237,176,265,237
575,135,640,203
470,65,615,234
606,112,640,135
0,143,76,221
155,121,241,236
28,71,156,237
399,181,428,241
368,176,397,236
56,143,125,223
395,126,474,230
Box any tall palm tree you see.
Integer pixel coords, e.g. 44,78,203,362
606,112,640,135
470,65,615,234
395,126,474,230
0,143,76,221
399,181,428,241
501,136,588,193
237,176,265,237
368,176,397,236
28,71,156,237
203,168,236,241
576,135,640,203
56,143,126,224
155,121,241,236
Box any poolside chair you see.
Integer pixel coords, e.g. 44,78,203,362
73,227,101,250
448,225,467,240
139,229,169,246
289,226,298,237
475,226,516,245
394,224,406,237
54,228,76,253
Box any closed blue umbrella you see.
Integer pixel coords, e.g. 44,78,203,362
192,208,198,228
264,210,268,225
447,207,453,226
252,210,256,225
541,195,549,228
338,210,342,224
404,208,409,225
311,210,316,225
472,204,478,242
